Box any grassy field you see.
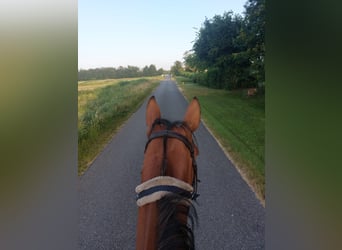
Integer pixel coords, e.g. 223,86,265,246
176,76,265,203
78,77,153,91
78,77,160,175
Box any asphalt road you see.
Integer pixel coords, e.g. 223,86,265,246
79,80,265,249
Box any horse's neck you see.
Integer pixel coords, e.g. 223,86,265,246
136,203,158,250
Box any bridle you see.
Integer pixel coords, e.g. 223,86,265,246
137,118,200,202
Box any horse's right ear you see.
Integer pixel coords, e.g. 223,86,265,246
146,96,161,136
183,97,201,132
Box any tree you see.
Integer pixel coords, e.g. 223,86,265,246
191,12,246,89
170,61,183,76
142,65,149,76
183,51,203,72
183,1,265,90
244,0,265,84
78,64,166,80
147,64,157,76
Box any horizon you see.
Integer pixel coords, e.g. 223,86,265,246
78,64,170,71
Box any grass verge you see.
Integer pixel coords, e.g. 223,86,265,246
176,76,265,204
78,77,160,175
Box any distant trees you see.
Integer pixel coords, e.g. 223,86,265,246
78,64,164,81
183,0,265,90
170,61,184,76
142,64,163,76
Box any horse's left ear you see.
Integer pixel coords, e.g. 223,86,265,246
183,97,201,132
146,96,161,136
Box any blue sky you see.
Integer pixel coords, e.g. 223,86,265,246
78,0,247,70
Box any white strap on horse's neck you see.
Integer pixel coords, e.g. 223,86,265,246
135,176,193,207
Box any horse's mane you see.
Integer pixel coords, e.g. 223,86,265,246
157,193,198,250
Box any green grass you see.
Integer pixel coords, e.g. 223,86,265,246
78,77,160,175
176,76,265,202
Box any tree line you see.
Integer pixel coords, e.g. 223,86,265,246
78,64,165,81
172,0,265,91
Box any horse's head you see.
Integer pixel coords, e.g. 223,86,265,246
143,96,200,185
136,96,201,250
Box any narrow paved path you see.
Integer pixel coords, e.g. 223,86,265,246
79,80,265,249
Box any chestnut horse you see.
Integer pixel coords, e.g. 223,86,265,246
136,96,201,250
